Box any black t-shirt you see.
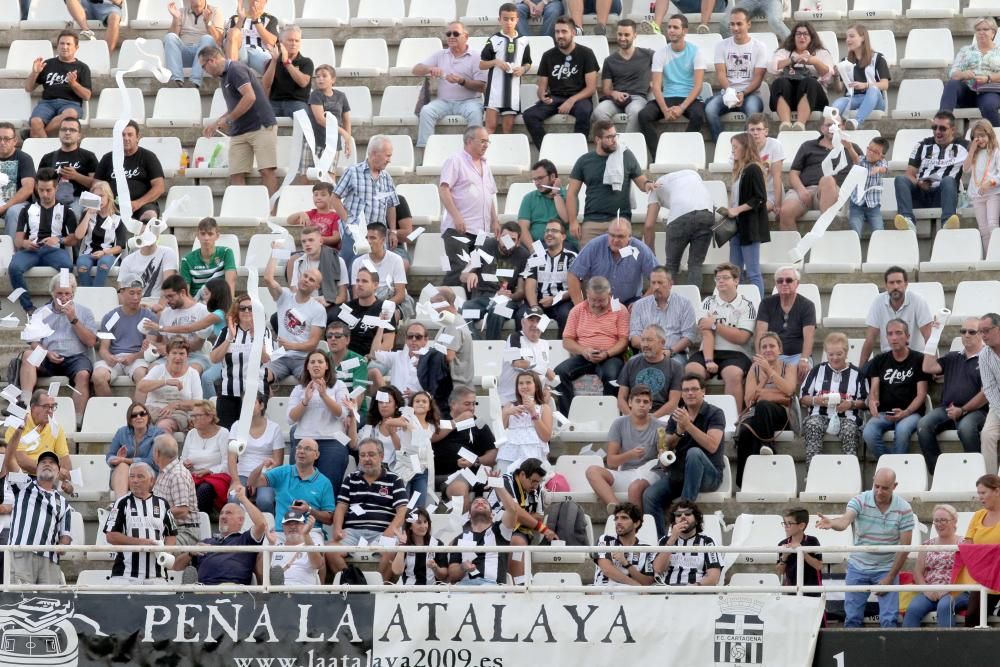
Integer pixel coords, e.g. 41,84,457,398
0,151,36,204
867,349,930,413
792,139,863,187
756,294,817,357
16,203,80,243
39,147,99,200
778,534,822,592
395,195,412,223
95,147,165,203
344,298,399,356
665,401,727,472
848,53,890,84
35,58,92,103
434,424,496,478
268,53,314,103
537,44,600,99
471,238,530,299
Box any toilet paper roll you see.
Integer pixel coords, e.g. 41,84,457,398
381,300,396,317
354,239,371,256
439,311,456,326
156,552,175,569
228,440,247,456
148,218,167,237
826,392,841,410
481,375,497,389
922,308,951,354
659,450,677,467
143,347,159,363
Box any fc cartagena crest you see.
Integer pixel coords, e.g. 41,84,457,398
714,595,765,666
0,597,106,666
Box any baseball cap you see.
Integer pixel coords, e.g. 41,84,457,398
37,451,59,466
282,509,307,524
118,274,146,291
522,306,544,319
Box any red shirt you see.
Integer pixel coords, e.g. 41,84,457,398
565,302,629,350
307,209,341,247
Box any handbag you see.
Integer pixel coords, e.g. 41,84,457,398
974,81,1000,94
414,77,432,115
712,209,738,247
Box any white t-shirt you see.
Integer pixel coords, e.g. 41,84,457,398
181,426,231,475
276,289,327,360
271,536,320,585
499,334,551,403
289,253,349,296
698,293,756,358
758,137,785,201
236,419,284,477
287,381,350,439
159,302,213,352
714,37,769,92
372,349,423,396
350,251,408,289
652,170,715,224
144,364,203,413
119,246,178,299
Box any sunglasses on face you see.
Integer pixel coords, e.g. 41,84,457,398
131,411,148,418
238,305,253,312
406,334,425,340
775,278,796,284
960,329,980,335
326,332,347,339
932,125,951,132
445,31,461,37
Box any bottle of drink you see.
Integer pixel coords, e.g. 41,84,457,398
208,143,224,169
179,150,189,175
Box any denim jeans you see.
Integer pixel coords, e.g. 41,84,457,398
893,175,958,225
75,252,117,287
239,474,277,515
902,591,968,628
863,412,921,458
516,0,563,37
462,295,514,340
523,97,594,148
720,0,789,39
163,33,217,85
291,434,349,500
9,247,74,311
845,564,898,627
553,354,624,414
705,92,764,142
200,362,222,399
664,209,714,287
939,79,1000,127
848,201,883,235
271,100,308,118
239,46,272,75
417,98,485,147
832,88,886,127
408,472,428,506
729,236,763,300
642,448,723,540
4,203,27,237
917,406,985,474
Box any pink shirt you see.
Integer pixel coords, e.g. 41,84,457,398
420,47,487,102
440,150,497,234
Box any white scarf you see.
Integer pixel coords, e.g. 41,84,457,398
602,145,625,192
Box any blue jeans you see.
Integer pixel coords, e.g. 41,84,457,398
9,247,74,311
832,88,886,127
417,98,484,147
200,362,222,399
720,0,789,39
239,474,277,515
553,353,625,414
705,92,764,141
902,591,968,628
239,46,272,75
729,236,763,300
863,412,921,458
408,472,428,506
893,175,958,225
642,448,723,540
75,252,117,287
940,79,1000,127
462,295,513,340
291,434,349,500
4,203,26,238
917,406,985,474
271,100,308,118
848,200,883,235
845,564,898,627
516,0,563,37
163,33,217,85
779,353,800,365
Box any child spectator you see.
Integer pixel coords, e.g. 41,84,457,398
480,3,532,135
308,65,352,164
963,120,1000,253
776,507,822,594
286,182,341,249
180,217,237,296
847,137,889,236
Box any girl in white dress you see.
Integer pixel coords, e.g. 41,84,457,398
498,371,552,472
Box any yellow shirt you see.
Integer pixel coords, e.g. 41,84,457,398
6,415,69,460
956,509,1000,591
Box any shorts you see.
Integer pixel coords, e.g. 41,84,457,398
132,202,161,219
79,0,123,23
784,185,820,210
12,552,62,585
268,355,306,383
38,352,93,378
229,125,278,175
94,357,149,380
338,527,386,547
688,349,752,376
583,0,623,13
151,406,191,431
30,99,83,124
612,467,661,487
485,106,519,115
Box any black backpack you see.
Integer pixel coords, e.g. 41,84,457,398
338,565,368,586
544,500,589,547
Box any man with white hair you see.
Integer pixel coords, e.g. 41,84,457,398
152,435,201,546
499,307,555,403
104,462,178,585
262,25,314,118
93,276,157,396
755,266,816,379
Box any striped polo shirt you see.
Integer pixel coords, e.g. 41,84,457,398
847,490,914,571
338,470,407,532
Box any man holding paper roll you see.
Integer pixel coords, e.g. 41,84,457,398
263,251,326,383
93,276,157,396
248,437,335,540
4,390,75,495
104,462,178,585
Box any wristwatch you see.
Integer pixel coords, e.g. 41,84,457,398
69,318,78,325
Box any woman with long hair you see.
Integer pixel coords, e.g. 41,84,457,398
227,394,284,514
74,180,126,287
769,22,833,130
180,399,231,513
359,384,407,470
210,292,272,429
499,371,552,472
963,120,1000,252
389,507,449,585
959,474,1000,626
720,132,769,299
831,24,890,129
105,401,163,499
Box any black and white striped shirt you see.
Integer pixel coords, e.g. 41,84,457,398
527,249,577,298
658,533,722,586
450,520,514,584
401,536,448,586
337,470,407,532
593,533,655,586
800,362,868,425
908,137,969,184
488,473,542,534
213,326,272,398
104,492,177,580
8,480,73,563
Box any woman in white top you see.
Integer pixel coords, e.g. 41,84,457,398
389,507,448,586
499,372,552,472
181,400,231,514
963,120,1000,252
227,394,285,515
136,339,203,434
287,350,354,493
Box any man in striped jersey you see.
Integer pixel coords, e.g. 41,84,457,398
652,500,721,586
1,424,74,585
486,459,556,584
104,462,178,584
593,501,655,586
449,483,519,586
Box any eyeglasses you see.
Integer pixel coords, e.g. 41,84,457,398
932,124,951,132
238,305,253,312
445,31,461,37
981,326,997,335
406,334,425,340
602,133,618,140
326,332,347,339
190,413,210,419
0,136,15,143
775,278,796,284
130,411,148,418
960,328,980,335
37,404,56,411
782,521,802,526
673,510,694,518
932,517,955,523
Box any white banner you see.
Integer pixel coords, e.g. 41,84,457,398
372,592,824,667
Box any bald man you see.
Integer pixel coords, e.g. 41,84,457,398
567,218,658,305
264,249,327,382
817,468,914,628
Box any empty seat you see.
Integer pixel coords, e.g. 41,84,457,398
777,131,820,172
336,87,373,125
849,0,903,18
809,513,855,565
74,286,119,323
619,132,648,169
132,0,174,28
760,232,803,273
381,134,415,176
708,131,738,172
866,29,898,66
891,79,946,119
20,138,61,169
500,182,533,223
89,88,145,129
411,232,446,276
0,90,33,128
704,394,739,437
395,183,441,223
298,38,336,67
164,185,215,225
139,137,183,178
727,514,785,568
147,88,202,128
463,0,505,24
531,571,584,586
651,132,707,172
273,184,314,220
919,229,983,272
888,129,933,171
805,230,863,274
2,40,53,77
0,1,18,28
390,38,443,76
735,455,798,502
485,134,531,175
980,228,1000,269
949,280,1000,323
799,455,862,502
964,0,1000,15
262,0,295,22
729,572,782,587
575,36,611,68
404,0,457,25
823,282,879,327
76,397,131,444
416,134,463,176
75,454,111,502
685,33,722,64
907,0,958,15
921,453,985,502
350,0,403,26
374,85,420,126
862,230,919,274
219,185,270,222
114,41,168,78
298,0,350,27
538,133,589,174
472,339,503,384
338,39,390,76
24,0,75,27
899,29,954,68
875,454,929,500
76,40,111,76
560,396,621,442
907,281,946,314
794,0,848,18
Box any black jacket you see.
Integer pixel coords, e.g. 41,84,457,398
734,163,770,246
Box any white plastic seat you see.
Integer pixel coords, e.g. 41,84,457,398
906,0,959,16
500,182,533,223
650,132,706,172
1,40,53,77
849,0,902,18
75,454,112,502
485,134,531,175
299,0,350,27
538,133,589,174
735,455,797,502
266,397,290,439
794,0,847,18
75,397,131,444
574,36,611,69
888,129,933,171
759,232,803,273
411,233,446,276
75,40,111,77
708,131,738,172
899,29,954,68
219,185,271,223
20,138,61,170
907,281,946,313
808,513,855,565
703,394,738,437
49,396,76,437
390,38,443,76
404,0,457,25
462,0,505,24
920,453,986,502
823,283,879,327
866,29,898,66
147,87,202,128
0,90,33,128
298,38,336,68
138,137,183,178
777,131,821,172
472,340,503,385
132,0,174,28
805,230,863,274
979,228,1000,269
949,281,1000,324
64,512,86,561
919,229,983,272
24,0,75,27
191,233,241,266
964,0,1000,15
875,454,929,501
164,185,215,226
273,184,314,220
560,396,621,442
729,572,782,587
799,455,862,502
416,134,464,176
338,39,389,77
618,133,648,170
0,1,18,27
685,33,722,65
548,454,605,503
727,514,785,568
336,86,373,125
114,40,167,78
350,0,403,26
890,79,946,119
89,87,145,129
246,234,287,272
862,230,919,274
74,287,118,324
374,85,421,126
531,571,583,586
261,0,294,22
603,514,658,546
395,183,440,222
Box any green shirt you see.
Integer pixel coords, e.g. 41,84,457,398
335,349,370,419
180,246,237,294
569,150,642,221
518,187,567,241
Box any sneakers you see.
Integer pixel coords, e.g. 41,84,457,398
942,214,961,229
792,121,806,131
606,501,618,515
894,214,916,231
642,19,662,34
697,23,711,33
594,22,607,35
181,566,199,585
79,29,96,41
171,79,184,87
759,445,774,456
779,121,792,131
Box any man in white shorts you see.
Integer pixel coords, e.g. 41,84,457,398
585,384,667,512
93,275,158,396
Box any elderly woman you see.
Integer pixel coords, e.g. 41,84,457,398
106,401,164,499
769,22,834,131
960,474,1000,626
136,338,203,434
735,332,796,488
940,18,1000,127
180,400,231,513
903,504,967,627
799,333,868,465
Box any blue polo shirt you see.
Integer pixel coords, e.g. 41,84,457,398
265,464,336,533
569,235,658,302
937,349,983,408
195,529,264,585
220,60,276,136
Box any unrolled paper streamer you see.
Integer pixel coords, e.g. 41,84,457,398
481,375,508,446
826,391,842,435
923,308,951,353
271,109,338,207
820,107,851,180
790,165,871,262
231,266,268,455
